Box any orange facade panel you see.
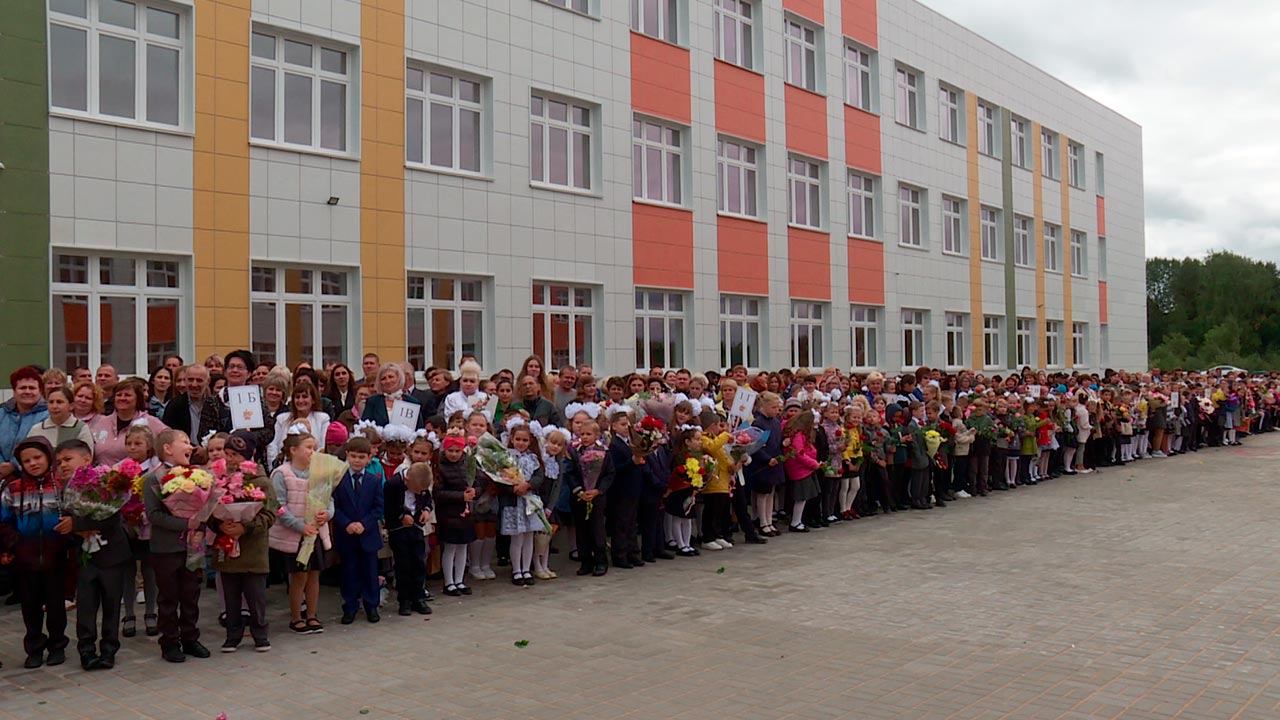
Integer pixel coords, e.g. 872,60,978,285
1099,281,1109,324
788,227,831,301
717,216,769,296
848,238,884,305
784,84,828,159
842,0,878,47
714,60,766,143
844,106,881,174
783,0,824,23
631,33,691,125
1096,195,1107,236
633,203,694,290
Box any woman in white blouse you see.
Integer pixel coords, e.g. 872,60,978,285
267,381,330,466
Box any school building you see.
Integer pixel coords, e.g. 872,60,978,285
0,0,1146,377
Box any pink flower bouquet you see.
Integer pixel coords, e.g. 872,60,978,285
159,466,225,570
209,460,270,560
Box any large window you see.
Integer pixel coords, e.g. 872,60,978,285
48,0,187,128
633,117,684,205
632,0,679,43
51,252,183,375
898,184,923,247
788,156,822,229
790,302,826,368
250,29,351,152
977,102,998,157
944,312,966,369
938,84,961,143
982,316,1001,369
1045,320,1062,368
844,43,874,112
407,275,486,371
1010,117,1028,169
1098,237,1108,279
1015,317,1034,367
406,66,483,174
942,196,964,255
850,306,879,369
717,137,759,218
1041,128,1059,179
532,283,595,369
719,295,762,369
895,66,921,129
1072,322,1087,367
531,93,593,191
901,309,926,368
1044,223,1061,272
250,266,351,368
1068,142,1084,189
784,19,818,91
1014,215,1032,267
713,0,753,69
848,172,876,238
980,207,1000,261
635,290,686,370
1070,230,1087,277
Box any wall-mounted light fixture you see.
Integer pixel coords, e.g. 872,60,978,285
326,196,339,206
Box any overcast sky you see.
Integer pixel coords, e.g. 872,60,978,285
919,0,1280,263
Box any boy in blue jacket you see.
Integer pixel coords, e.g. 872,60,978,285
335,436,384,624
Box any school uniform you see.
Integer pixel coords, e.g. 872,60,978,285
144,464,206,657
209,470,275,649
333,467,385,617
606,435,644,566
569,442,614,574
638,445,672,559
384,471,431,610
71,503,131,668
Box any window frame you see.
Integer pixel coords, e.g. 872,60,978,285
977,101,998,157
941,196,964,256
1045,320,1062,368
633,116,685,206
631,0,680,44
1015,318,1034,367
1013,215,1032,268
1070,230,1087,278
847,171,877,239
982,315,1001,370
716,136,761,219
1010,117,1028,169
783,17,819,92
938,84,962,144
898,183,924,248
790,301,827,369
1041,128,1059,180
895,65,921,130
249,26,354,155
530,92,595,193
713,0,754,70
980,206,1000,261
1071,321,1087,368
944,312,966,370
1044,222,1061,273
406,274,489,371
844,41,875,113
531,282,598,370
1098,237,1108,280
249,264,355,369
635,289,688,371
850,305,879,370
719,295,764,370
1068,142,1085,189
787,155,823,230
405,64,486,176
901,309,926,369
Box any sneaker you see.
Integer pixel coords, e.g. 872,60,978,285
718,539,734,548
220,641,239,653
481,566,496,580
955,490,971,498
254,639,271,652
702,540,724,551
1151,451,1167,458
468,566,485,580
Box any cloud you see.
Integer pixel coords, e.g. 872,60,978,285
1145,187,1204,224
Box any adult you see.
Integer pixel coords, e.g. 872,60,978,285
161,364,210,440
96,364,118,414
71,366,93,385
420,368,455,417
517,355,553,400
673,369,692,395
72,381,104,423
201,350,273,463
324,363,358,414
148,366,175,416
162,354,184,375
552,366,578,418
261,373,290,420
361,363,423,428
249,362,272,386
42,368,68,398
88,377,167,466
204,354,224,375
400,362,431,407
361,353,381,385
26,385,94,453
514,375,561,427
0,366,50,478
267,382,330,466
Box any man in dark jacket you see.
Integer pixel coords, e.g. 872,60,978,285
514,375,561,427
161,364,210,440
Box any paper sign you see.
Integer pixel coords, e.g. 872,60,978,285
1029,385,1042,399
1171,392,1180,406
390,399,421,428
728,387,759,428
227,385,264,430
484,395,499,420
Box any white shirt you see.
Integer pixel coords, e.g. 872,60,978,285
267,411,331,465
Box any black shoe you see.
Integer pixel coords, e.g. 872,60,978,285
340,612,357,625
934,500,947,508
628,555,646,567
46,648,65,666
93,652,115,669
162,646,186,663
512,574,525,586
182,641,211,659
122,617,136,638
576,565,594,576
253,639,271,652
398,603,412,617
613,559,633,569
642,554,656,563
443,585,461,597
220,640,239,653
366,609,380,623
654,550,676,560
80,653,99,671
592,564,608,577
457,584,472,595
569,550,581,562
746,536,768,544
678,547,698,557
496,556,511,567
788,524,809,533
23,654,43,669
523,574,536,586
144,613,159,637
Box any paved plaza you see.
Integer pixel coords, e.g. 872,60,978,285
3,439,1280,720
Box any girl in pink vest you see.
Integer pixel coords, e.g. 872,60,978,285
268,432,332,636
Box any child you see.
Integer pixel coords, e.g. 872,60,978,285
744,392,784,536
782,405,822,530
570,417,613,575
861,410,894,514
819,403,846,524
143,428,210,663
385,461,434,615
334,435,385,624
605,408,647,565
839,405,864,519
537,427,571,578
268,430,332,636
209,431,276,652
204,432,229,466
0,437,74,669
118,425,159,639
905,401,933,510
501,421,545,585
433,434,476,596
696,411,734,551
665,424,706,554
380,425,413,479
463,410,499,581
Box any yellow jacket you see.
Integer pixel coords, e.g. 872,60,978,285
702,432,734,494
842,426,863,461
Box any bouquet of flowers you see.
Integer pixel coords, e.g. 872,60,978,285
626,392,677,423
293,452,346,569
575,442,608,519
473,433,551,532
630,415,666,456
120,475,146,532
209,458,270,560
923,429,948,469
726,426,768,465
673,454,716,512
63,461,143,555
159,465,224,570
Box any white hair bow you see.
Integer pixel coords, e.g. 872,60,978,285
695,397,715,413
677,424,700,432
504,415,529,432
287,423,310,436
605,404,634,419
565,402,601,420
380,424,416,444
200,429,217,447
425,431,441,450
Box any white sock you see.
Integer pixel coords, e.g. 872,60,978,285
677,518,693,549
509,533,526,575
791,500,807,527
442,544,460,587
453,544,468,584
519,532,535,574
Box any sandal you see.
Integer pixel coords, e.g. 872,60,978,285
289,620,308,634
305,617,324,634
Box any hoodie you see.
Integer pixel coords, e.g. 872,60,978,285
0,436,73,572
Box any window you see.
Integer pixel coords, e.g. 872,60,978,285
1072,322,1087,367
850,306,879,369
406,67,483,174
713,0,753,69
980,207,1000,261
1045,320,1061,368
1015,318,1034,367
250,29,351,152
844,43,873,112
1013,215,1031,267
530,93,593,191
977,102,998,157
898,184,923,247
848,172,877,238
635,290,686,370
406,275,486,371
1068,142,1084,188
48,0,187,128
942,196,964,255
250,266,351,368
1100,324,1110,366
944,312,966,369
1044,223,1061,272
938,84,961,143
539,0,589,12
901,309,926,368
631,0,679,43
1070,230,1087,277
1041,128,1058,179
720,295,762,369
1010,117,1028,169
633,117,684,205
982,316,1001,369
784,19,818,91
1098,237,1108,280
790,302,826,368
717,138,759,217
895,66,920,129
532,283,595,369
1095,151,1106,195
788,156,822,229
51,252,183,374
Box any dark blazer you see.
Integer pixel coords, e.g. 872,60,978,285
71,510,130,568
639,445,670,502
607,435,644,499
744,414,784,490
161,393,200,438
515,396,561,427
384,472,433,532
361,394,424,430
567,443,614,497
332,469,385,554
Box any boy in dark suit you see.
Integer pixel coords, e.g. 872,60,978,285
384,462,433,616
334,436,384,624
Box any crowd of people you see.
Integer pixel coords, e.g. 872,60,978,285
0,349,1272,673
